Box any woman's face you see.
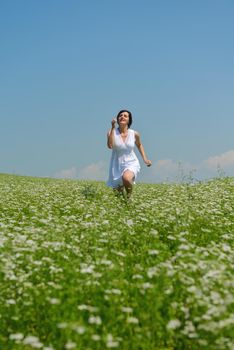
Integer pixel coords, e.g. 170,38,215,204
117,111,130,127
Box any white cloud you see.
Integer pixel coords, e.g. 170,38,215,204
77,161,107,181
154,159,179,173
204,150,234,170
149,159,178,180
54,166,77,179
141,150,234,182
53,150,234,183
53,162,108,181
145,159,194,182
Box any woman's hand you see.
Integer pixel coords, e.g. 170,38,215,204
111,118,117,128
144,159,152,167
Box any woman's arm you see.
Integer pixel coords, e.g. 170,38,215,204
107,119,117,149
135,131,152,166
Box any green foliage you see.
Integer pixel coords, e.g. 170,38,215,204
0,174,233,349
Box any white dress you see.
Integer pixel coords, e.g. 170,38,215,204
107,128,141,188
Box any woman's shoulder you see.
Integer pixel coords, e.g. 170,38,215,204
131,129,139,136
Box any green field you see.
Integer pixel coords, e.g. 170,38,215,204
0,173,233,350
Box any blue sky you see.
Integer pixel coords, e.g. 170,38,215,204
1,0,234,182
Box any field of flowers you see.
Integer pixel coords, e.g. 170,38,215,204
0,173,233,350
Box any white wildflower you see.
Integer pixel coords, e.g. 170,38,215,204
148,249,159,255
23,336,43,348
48,298,60,305
126,219,134,226
99,239,108,243
80,264,94,274
65,341,76,349
179,231,189,236
210,291,222,304
88,315,102,325
73,326,86,334
149,229,158,236
171,302,178,309
100,259,113,266
167,319,181,330
222,244,231,252
142,282,153,289
114,251,126,257
165,287,173,295
178,237,187,242
121,307,133,313
105,289,121,295
106,334,119,348
147,266,158,278
127,317,139,324
78,304,89,311
92,334,101,341
9,333,24,341
167,235,176,240
107,341,119,348
57,322,68,329
178,244,190,251
187,286,197,293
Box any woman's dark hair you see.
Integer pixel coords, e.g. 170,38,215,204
116,110,132,128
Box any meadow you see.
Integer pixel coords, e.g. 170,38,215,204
0,173,233,350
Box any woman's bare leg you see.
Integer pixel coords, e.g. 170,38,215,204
122,170,135,199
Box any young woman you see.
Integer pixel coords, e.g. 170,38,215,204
107,110,152,199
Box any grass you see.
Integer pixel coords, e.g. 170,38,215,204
0,173,233,350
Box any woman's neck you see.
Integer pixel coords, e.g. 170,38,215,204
119,125,128,133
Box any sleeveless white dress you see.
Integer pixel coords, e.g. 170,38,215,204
107,128,141,188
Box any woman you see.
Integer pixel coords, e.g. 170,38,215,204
107,109,152,199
